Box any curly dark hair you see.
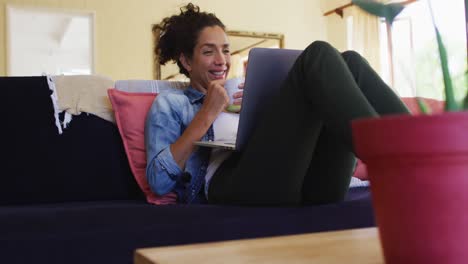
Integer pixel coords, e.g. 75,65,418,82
153,3,226,78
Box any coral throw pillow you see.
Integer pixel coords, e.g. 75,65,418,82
108,89,177,205
400,97,445,115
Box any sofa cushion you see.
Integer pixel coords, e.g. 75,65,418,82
0,77,142,205
400,97,445,114
114,79,188,93
108,89,177,205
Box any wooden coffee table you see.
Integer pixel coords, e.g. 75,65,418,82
134,227,384,264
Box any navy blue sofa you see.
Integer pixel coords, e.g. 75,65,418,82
0,77,375,264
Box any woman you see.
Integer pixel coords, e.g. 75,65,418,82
145,3,409,205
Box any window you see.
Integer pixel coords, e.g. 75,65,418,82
6,6,95,76
379,0,467,101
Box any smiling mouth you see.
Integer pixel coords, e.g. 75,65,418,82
209,70,227,79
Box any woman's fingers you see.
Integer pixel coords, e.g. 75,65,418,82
232,91,243,99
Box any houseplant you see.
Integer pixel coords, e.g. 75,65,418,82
351,0,468,263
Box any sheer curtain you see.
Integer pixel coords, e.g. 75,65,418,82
344,5,382,75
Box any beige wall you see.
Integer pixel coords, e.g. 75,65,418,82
321,0,349,12
320,0,348,51
0,0,328,80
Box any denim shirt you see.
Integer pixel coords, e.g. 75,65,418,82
145,86,213,204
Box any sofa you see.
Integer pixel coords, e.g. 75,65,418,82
0,76,379,264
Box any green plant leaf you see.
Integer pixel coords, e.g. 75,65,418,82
464,70,468,110
352,0,405,25
416,97,431,114
433,25,459,111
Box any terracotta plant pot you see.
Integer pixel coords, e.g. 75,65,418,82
352,111,468,264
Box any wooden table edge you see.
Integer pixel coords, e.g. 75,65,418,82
134,227,381,264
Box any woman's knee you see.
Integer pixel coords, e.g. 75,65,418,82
297,41,338,69
341,50,366,65
304,41,335,55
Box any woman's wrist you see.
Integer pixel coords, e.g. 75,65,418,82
198,105,220,125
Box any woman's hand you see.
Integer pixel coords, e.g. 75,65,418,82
201,79,230,117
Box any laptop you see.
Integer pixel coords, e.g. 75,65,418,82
194,47,302,151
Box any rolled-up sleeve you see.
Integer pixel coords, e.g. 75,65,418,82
145,94,184,195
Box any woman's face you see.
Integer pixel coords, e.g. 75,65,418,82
184,25,231,92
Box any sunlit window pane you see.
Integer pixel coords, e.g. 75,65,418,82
380,0,467,101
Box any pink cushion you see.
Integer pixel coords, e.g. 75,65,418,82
108,89,177,205
353,97,445,181
400,97,445,115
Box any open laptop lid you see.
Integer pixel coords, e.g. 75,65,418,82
235,48,302,151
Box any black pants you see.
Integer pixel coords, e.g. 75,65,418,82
208,41,409,206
